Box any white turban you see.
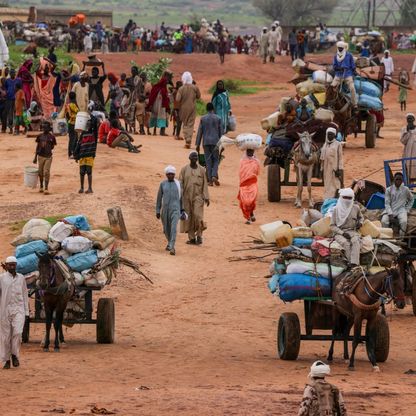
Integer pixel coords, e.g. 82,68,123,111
189,150,198,157
406,113,415,119
326,127,337,137
182,71,193,85
335,188,355,227
384,49,390,54
309,361,331,378
6,256,17,263
80,71,87,77
336,41,348,50
165,165,176,175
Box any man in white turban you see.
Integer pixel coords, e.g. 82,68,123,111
381,49,394,92
331,41,357,106
179,151,210,245
298,361,347,416
0,256,29,369
320,127,344,199
330,188,363,266
176,71,201,148
156,165,184,255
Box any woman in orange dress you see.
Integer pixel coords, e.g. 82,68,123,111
237,148,260,224
33,58,56,120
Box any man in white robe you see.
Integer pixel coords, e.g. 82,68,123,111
401,113,416,181
0,256,29,369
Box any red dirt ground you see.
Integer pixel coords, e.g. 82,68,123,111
1,52,416,415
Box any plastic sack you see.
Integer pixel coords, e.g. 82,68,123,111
49,221,75,242
79,229,115,250
227,115,237,132
354,77,382,98
276,273,331,302
73,272,85,286
312,70,333,84
357,93,383,110
296,80,326,97
16,253,39,275
15,240,48,259
64,215,91,231
236,133,262,150
21,218,51,242
286,260,345,278
65,250,98,272
315,108,334,122
292,238,313,248
62,236,93,254
321,198,338,215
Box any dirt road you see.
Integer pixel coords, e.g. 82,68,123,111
1,52,416,415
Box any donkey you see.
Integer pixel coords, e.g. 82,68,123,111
292,131,319,208
328,268,405,371
37,253,74,352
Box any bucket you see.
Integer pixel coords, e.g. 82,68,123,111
75,111,90,132
260,221,283,243
275,224,293,248
24,166,38,189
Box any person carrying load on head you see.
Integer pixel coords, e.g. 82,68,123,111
331,41,357,107
381,172,414,237
0,256,29,370
298,361,347,416
330,188,363,267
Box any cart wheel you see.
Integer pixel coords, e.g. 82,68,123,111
277,312,301,360
412,265,416,316
96,298,115,344
267,164,281,202
366,314,389,363
365,114,376,149
22,318,30,343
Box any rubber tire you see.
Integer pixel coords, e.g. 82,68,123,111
277,312,301,360
267,164,281,202
22,318,30,343
365,114,376,149
366,313,389,363
96,298,115,344
412,264,416,316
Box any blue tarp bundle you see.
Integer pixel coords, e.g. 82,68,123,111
354,77,382,98
65,250,98,272
15,240,48,259
17,254,39,275
292,238,313,248
268,273,331,301
64,215,90,231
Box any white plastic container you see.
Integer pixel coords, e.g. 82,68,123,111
260,221,284,243
311,216,332,237
360,220,381,238
49,221,74,242
312,70,333,84
261,111,280,130
75,111,90,132
315,108,334,122
24,166,38,188
236,133,262,150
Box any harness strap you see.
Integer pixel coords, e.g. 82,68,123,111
347,293,381,310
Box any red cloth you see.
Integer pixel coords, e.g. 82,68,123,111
98,120,110,143
17,59,33,107
107,127,121,147
147,76,170,111
237,157,260,220
108,72,118,84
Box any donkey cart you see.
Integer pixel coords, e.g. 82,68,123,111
22,286,115,344
277,297,390,363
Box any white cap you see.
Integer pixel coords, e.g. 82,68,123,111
309,360,331,378
326,127,337,136
165,165,176,174
6,256,17,264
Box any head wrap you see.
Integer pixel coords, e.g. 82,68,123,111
165,165,176,174
262,27,268,31
6,256,17,264
309,361,331,378
326,127,337,141
334,188,355,227
336,41,348,62
107,72,118,84
274,21,280,26
384,49,390,55
406,113,415,119
189,150,198,158
181,71,193,85
80,71,87,78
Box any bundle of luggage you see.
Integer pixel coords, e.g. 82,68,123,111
263,206,403,303
11,215,117,288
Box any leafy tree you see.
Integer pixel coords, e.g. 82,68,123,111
253,0,339,25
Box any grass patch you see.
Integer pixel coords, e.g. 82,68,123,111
196,99,207,116
208,79,269,96
10,214,71,233
7,45,74,70
97,226,113,235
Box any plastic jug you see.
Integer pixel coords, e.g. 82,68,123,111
311,216,331,237
360,220,381,238
260,221,283,243
275,224,293,248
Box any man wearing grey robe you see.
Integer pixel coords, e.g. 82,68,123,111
156,165,183,255
381,172,414,236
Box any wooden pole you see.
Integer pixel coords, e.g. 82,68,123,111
107,206,129,241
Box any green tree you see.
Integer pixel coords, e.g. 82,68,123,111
253,0,339,25
400,0,416,25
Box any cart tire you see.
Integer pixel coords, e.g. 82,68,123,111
366,314,389,363
22,318,30,343
268,164,281,202
365,114,376,149
96,298,115,344
412,265,416,316
277,312,301,360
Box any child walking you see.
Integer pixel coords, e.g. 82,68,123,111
399,68,410,112
34,121,57,195
74,118,97,194
65,91,79,158
14,83,26,135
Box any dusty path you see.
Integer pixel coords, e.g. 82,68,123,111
1,52,416,415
